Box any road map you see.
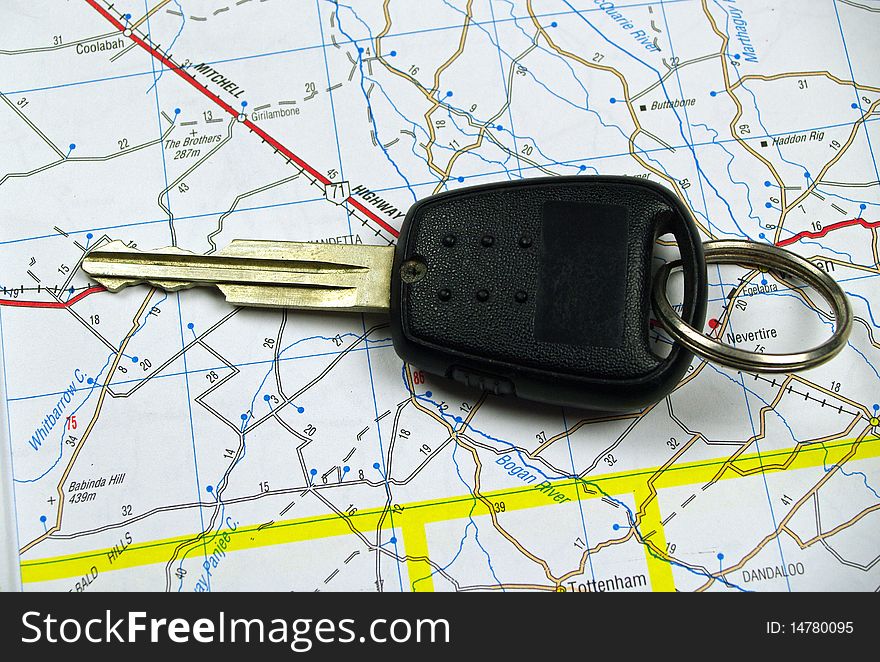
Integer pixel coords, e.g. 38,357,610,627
1,0,879,593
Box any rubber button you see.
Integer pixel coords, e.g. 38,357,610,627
448,367,515,396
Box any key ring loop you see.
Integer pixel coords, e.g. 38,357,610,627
651,239,852,373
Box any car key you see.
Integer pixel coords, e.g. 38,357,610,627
82,176,707,411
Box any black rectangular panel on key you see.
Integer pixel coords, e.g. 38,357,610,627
389,176,706,411
535,201,629,348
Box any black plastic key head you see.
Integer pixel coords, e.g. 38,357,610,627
390,176,707,411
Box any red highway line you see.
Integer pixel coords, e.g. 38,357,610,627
0,285,106,309
776,216,879,247
83,0,400,238
346,198,400,236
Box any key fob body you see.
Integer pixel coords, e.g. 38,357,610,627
390,176,707,411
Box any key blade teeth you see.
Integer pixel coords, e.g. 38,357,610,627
85,241,196,259
88,275,136,293
89,275,197,293
80,240,393,312
82,242,200,293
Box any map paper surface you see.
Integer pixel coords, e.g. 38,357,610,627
1,0,878,592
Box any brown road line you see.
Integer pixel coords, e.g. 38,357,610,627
530,410,643,459
781,97,880,220
404,366,560,584
801,256,880,277
420,0,474,176
375,0,481,192
19,289,158,555
731,71,880,94
398,367,526,588
788,375,869,419
555,526,638,586
703,0,880,246
524,1,713,241
874,229,880,279
790,502,880,548
703,378,863,488
696,424,875,591
457,428,560,582
689,264,874,415
634,434,700,525
462,583,558,592
700,0,788,216
131,0,174,30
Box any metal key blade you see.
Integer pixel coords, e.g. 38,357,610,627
82,240,394,313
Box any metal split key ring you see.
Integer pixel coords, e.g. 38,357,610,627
652,240,853,373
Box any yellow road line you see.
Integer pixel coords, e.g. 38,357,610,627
21,436,879,586
634,486,676,591
402,521,434,592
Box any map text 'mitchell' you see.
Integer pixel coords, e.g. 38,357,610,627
191,63,246,99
